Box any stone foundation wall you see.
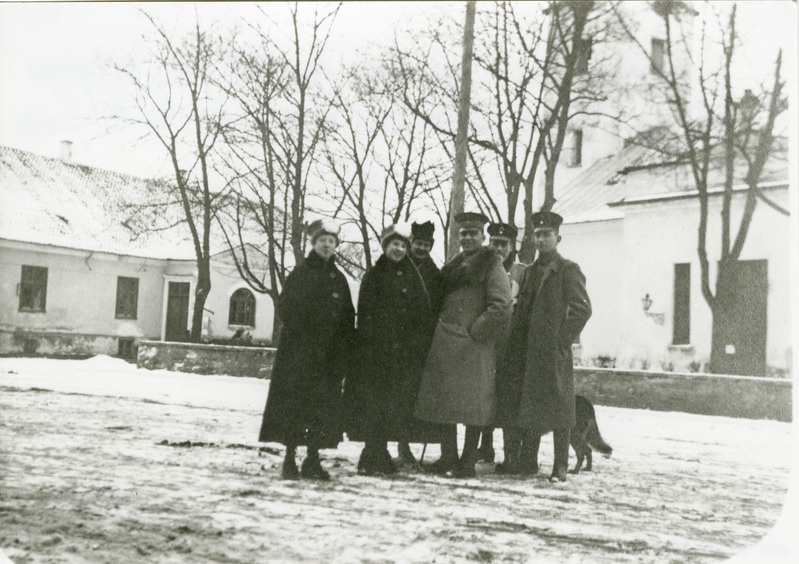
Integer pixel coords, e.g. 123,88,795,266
0,330,121,357
576,367,792,422
137,340,276,379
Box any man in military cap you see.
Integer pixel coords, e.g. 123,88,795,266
414,211,512,478
475,221,527,463
397,221,443,465
495,210,591,482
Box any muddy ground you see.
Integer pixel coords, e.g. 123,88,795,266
0,357,795,563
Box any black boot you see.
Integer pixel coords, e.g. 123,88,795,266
357,445,379,476
476,427,495,463
519,430,541,476
426,425,458,475
301,451,330,481
281,446,299,480
549,428,570,483
376,445,398,474
449,426,480,479
398,441,417,465
496,427,521,474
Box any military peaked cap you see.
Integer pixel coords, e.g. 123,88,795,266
411,221,435,242
454,211,489,231
531,210,563,230
487,222,518,240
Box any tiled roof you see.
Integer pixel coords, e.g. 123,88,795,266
0,145,201,260
553,139,789,224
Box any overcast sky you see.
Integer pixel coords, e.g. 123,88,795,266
0,1,796,178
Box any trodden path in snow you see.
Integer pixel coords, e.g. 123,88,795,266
0,357,794,563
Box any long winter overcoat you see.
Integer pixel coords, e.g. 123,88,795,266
344,254,432,443
414,247,512,426
258,250,355,448
495,253,591,431
411,254,443,317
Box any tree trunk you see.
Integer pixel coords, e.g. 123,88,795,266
190,259,212,342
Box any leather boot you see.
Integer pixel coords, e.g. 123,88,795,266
450,426,480,478
301,451,331,481
398,441,417,465
427,425,458,475
476,427,495,463
519,430,541,476
496,427,522,474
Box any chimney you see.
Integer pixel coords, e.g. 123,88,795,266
60,140,73,162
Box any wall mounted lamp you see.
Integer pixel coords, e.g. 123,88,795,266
641,293,664,325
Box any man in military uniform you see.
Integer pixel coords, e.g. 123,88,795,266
414,212,512,478
495,211,591,483
398,221,443,464
476,221,526,463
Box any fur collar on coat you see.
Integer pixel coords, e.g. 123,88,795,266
441,247,499,295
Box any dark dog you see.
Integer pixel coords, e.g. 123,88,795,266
569,395,612,474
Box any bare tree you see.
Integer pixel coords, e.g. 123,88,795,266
614,1,788,374
320,62,450,272
212,3,340,341
394,1,618,262
111,12,230,342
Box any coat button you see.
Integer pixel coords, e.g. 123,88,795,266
332,292,340,299
329,272,336,279
401,288,407,293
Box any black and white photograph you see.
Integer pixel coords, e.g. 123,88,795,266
0,1,797,562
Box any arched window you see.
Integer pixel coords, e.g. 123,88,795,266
229,288,256,326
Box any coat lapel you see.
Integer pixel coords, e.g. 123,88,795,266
535,254,563,296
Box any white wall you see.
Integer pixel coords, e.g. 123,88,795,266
0,242,167,340
563,188,792,372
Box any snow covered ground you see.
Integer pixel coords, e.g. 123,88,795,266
1,356,796,563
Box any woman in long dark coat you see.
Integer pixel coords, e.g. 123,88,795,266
345,223,432,475
258,219,355,481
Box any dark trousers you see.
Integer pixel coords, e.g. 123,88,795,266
440,424,482,463
503,426,570,471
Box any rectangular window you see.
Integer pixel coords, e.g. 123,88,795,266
575,37,592,75
673,263,690,344
568,129,583,167
115,277,139,319
651,38,665,74
19,265,48,312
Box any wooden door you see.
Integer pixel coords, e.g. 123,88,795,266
165,282,191,342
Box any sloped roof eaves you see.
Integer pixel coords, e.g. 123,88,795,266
0,146,203,260
607,181,789,207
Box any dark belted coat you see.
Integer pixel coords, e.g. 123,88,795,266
344,254,433,443
495,253,591,431
258,250,355,448
414,247,512,426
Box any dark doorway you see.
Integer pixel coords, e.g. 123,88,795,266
711,260,767,376
165,282,191,342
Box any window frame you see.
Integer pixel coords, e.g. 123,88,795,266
672,263,691,345
228,288,256,327
18,265,48,313
115,276,140,320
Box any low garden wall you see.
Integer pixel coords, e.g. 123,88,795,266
576,367,792,422
135,342,791,421
137,340,276,379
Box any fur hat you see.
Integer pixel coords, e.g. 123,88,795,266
380,222,413,250
411,221,435,243
307,218,340,243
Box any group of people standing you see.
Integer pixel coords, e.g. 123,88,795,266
258,210,591,484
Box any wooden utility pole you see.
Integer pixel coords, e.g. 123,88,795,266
446,0,476,260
